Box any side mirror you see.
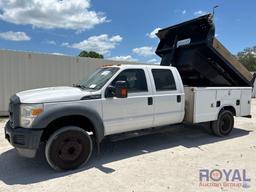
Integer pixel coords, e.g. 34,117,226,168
105,81,128,98
105,85,115,98
115,81,128,98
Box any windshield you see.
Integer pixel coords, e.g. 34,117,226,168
76,67,119,90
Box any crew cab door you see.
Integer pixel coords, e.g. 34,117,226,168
102,68,154,135
150,68,184,127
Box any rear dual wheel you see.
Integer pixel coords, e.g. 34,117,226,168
211,110,234,137
45,126,93,171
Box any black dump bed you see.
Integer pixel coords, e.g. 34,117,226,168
156,14,254,87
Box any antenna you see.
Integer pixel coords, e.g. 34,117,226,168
212,5,219,17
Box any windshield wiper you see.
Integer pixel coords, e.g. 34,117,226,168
72,84,86,89
73,84,98,91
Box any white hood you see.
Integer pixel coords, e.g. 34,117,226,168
16,86,95,103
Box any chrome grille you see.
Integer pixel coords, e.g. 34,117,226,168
9,95,20,128
13,135,25,145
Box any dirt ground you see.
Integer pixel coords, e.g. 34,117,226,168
0,101,256,192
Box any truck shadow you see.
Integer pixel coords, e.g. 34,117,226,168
0,125,251,185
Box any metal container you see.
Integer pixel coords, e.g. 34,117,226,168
156,14,255,87
0,50,137,115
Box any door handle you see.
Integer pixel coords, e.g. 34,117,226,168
148,97,153,105
177,95,181,103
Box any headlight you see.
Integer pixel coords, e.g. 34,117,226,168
20,104,44,128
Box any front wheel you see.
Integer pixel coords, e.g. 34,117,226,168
45,126,93,171
211,110,234,137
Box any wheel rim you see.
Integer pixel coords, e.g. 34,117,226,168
58,139,83,161
220,114,232,134
46,128,93,170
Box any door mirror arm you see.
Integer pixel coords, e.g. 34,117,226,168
105,85,115,98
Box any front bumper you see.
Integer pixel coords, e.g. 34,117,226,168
4,121,43,158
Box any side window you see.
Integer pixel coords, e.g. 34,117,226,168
111,69,148,93
152,69,176,91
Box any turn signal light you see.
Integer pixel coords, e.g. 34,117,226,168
31,108,44,116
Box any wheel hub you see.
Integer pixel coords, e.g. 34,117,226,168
220,115,231,133
58,140,82,161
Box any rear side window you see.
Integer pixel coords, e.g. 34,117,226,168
111,69,148,93
152,69,176,91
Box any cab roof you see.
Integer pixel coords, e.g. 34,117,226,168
102,64,175,70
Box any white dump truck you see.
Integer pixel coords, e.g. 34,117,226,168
4,14,254,170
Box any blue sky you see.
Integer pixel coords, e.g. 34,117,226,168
0,0,255,63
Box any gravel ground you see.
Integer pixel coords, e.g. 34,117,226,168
0,100,256,192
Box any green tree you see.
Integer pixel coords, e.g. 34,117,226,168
237,46,256,71
78,51,104,59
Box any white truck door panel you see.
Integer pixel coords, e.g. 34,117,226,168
184,87,252,123
102,95,153,135
240,89,252,116
153,93,184,126
193,89,217,123
216,89,241,100
102,68,154,135
150,68,184,127
215,89,242,116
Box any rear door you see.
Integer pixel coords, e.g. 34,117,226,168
150,68,184,127
240,88,252,116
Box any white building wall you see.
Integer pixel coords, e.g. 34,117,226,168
0,50,139,115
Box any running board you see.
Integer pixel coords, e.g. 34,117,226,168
108,124,183,142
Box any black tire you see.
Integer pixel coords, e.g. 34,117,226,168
211,110,234,137
45,126,93,171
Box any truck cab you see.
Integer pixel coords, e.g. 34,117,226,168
5,64,186,170
101,65,185,135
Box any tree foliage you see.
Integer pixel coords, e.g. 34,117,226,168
78,51,104,59
237,46,256,71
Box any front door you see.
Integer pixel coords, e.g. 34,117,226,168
102,68,154,135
